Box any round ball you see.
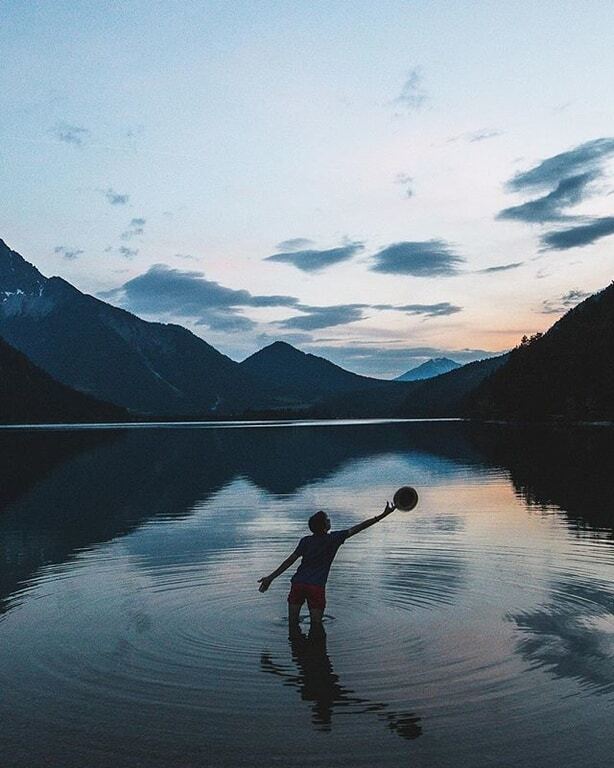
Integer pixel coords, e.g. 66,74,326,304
393,486,419,511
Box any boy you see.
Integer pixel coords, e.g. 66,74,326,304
258,502,395,625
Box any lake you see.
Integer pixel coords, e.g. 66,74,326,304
0,420,612,767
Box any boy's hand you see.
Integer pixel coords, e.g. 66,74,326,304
258,576,273,593
380,501,396,519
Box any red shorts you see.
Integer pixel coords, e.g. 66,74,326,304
287,582,326,611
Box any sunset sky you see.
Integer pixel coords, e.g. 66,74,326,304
2,0,614,377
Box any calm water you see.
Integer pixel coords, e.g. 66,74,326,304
0,420,612,768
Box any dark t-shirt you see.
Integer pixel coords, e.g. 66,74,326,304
291,530,350,586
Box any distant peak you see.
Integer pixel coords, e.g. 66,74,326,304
257,340,304,357
267,340,301,351
432,357,458,365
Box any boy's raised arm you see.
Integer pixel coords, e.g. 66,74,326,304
258,549,301,592
346,501,395,539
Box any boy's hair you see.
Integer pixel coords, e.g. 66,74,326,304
308,510,328,534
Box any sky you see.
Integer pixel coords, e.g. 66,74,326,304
1,0,614,378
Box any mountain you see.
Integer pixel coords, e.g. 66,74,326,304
0,335,125,423
311,354,508,418
395,357,461,382
468,283,614,421
398,354,509,417
239,341,386,407
0,239,272,417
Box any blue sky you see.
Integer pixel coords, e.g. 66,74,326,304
2,0,614,376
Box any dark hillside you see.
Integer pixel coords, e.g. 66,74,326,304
0,335,125,423
468,283,614,421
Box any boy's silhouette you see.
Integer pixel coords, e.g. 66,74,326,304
258,502,395,625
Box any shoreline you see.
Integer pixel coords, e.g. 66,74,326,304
0,416,612,431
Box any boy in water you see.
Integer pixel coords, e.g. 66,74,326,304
258,502,395,625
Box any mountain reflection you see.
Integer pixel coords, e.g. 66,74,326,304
261,624,422,739
467,423,614,536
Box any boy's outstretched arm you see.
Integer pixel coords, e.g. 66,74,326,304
346,501,395,539
258,549,301,592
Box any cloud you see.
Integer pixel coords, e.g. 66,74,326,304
542,289,591,315
394,68,427,112
540,216,614,250
195,309,256,332
51,122,89,146
370,240,464,276
373,302,462,317
398,302,461,317
467,128,503,143
476,262,523,274
274,304,368,331
265,242,364,272
101,264,299,330
121,217,146,240
53,245,84,260
499,138,614,242
118,246,138,258
104,188,130,205
498,172,598,223
275,237,315,252
447,129,503,144
506,137,614,192
394,173,414,198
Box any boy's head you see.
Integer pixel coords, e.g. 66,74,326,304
308,510,330,534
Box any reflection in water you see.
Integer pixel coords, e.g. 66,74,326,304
1,421,612,618
508,579,614,694
1,420,613,768
468,424,614,536
261,623,422,739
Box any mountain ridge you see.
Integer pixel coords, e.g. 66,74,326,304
0,333,126,423
0,239,268,416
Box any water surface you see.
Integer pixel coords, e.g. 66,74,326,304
0,421,612,767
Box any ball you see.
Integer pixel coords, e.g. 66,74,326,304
393,486,419,512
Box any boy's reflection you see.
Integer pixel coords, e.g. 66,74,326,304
260,623,421,739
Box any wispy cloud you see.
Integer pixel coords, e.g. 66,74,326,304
275,237,315,252
398,302,461,317
467,128,503,143
506,138,614,192
118,246,138,258
394,68,427,112
51,122,90,146
541,289,591,314
499,137,614,248
195,309,257,332
370,240,464,276
121,217,146,240
476,262,523,274
541,216,614,250
373,302,462,317
104,188,130,205
53,245,84,260
447,129,503,144
266,242,364,272
394,172,414,198
498,172,598,223
274,304,367,331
